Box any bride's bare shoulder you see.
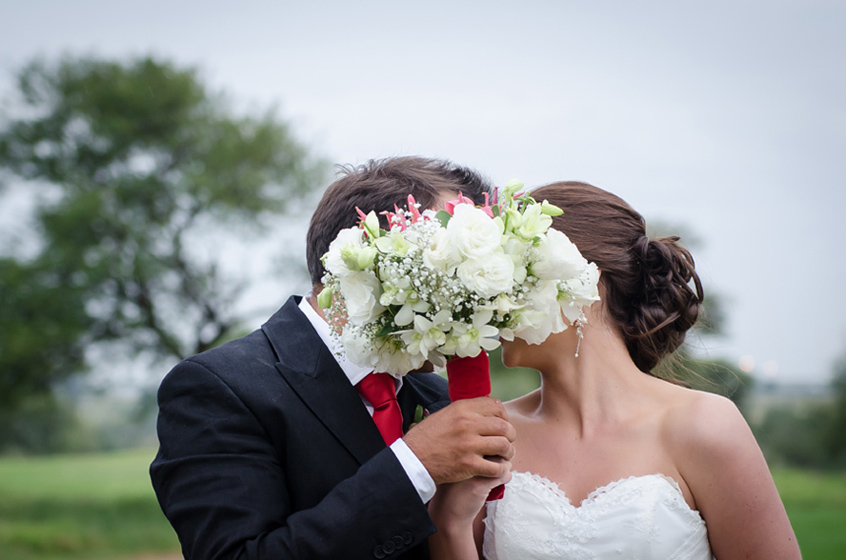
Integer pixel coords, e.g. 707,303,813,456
659,384,752,457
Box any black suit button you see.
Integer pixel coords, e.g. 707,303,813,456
401,531,413,545
373,544,386,559
392,535,405,548
383,540,396,554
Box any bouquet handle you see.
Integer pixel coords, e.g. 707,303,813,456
445,352,505,501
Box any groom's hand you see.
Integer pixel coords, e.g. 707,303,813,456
403,397,516,485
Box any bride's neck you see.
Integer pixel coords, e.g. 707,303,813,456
534,322,646,436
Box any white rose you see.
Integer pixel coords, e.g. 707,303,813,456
532,229,589,281
342,327,378,369
456,253,515,299
513,281,567,344
422,228,462,274
446,204,504,258
339,271,386,324
324,228,366,278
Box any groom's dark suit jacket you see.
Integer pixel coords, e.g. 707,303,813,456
150,296,450,560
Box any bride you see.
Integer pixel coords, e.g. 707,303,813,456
428,181,801,559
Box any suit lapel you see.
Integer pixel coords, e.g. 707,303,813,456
262,297,385,465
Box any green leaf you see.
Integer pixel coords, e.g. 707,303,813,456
435,209,452,228
377,322,397,337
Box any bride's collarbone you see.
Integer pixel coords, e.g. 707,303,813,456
510,464,696,512
511,437,693,510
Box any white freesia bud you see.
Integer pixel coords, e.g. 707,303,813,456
324,228,365,278
340,245,377,272
361,211,381,239
317,286,334,309
540,200,564,216
501,179,524,201
514,203,553,240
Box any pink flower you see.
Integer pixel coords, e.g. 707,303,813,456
381,204,407,231
407,195,422,223
479,192,494,218
445,192,475,215
355,206,369,223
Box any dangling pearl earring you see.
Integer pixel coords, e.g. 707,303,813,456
574,312,587,358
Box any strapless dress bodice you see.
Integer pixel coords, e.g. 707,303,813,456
483,472,714,560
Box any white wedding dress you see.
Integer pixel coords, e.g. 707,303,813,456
483,471,715,560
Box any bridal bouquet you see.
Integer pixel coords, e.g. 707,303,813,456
318,180,600,376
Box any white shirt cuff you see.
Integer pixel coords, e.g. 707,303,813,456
390,438,436,503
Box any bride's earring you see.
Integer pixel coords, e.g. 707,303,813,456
574,312,587,358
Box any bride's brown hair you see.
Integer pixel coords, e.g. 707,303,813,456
531,181,704,373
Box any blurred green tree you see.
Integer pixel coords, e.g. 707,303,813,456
0,56,324,449
825,352,846,466
756,403,834,468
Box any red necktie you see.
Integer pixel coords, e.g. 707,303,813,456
356,373,404,445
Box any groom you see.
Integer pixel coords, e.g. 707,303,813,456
150,157,516,560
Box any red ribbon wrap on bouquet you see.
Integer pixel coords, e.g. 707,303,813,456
445,352,505,501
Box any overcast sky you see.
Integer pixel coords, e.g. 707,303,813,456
1,0,844,383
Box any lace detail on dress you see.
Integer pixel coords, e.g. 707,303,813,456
483,472,714,560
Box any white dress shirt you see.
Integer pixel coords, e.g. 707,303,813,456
298,296,436,503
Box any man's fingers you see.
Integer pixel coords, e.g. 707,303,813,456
470,456,512,478
476,416,517,442
477,436,515,461
404,395,518,484
452,396,509,421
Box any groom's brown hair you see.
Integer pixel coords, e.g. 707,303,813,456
306,156,491,286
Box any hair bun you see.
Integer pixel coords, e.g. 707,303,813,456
527,181,705,374
626,235,704,370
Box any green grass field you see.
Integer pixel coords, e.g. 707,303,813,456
771,467,846,560
0,449,843,559
0,448,179,560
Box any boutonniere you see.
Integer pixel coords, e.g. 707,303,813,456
409,404,430,430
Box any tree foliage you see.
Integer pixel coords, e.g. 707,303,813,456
825,352,846,465
0,55,324,424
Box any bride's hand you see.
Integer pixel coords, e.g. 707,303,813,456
427,457,512,560
429,470,512,528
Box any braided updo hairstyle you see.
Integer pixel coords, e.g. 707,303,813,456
531,181,704,373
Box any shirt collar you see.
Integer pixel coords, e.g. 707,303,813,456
298,295,401,391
